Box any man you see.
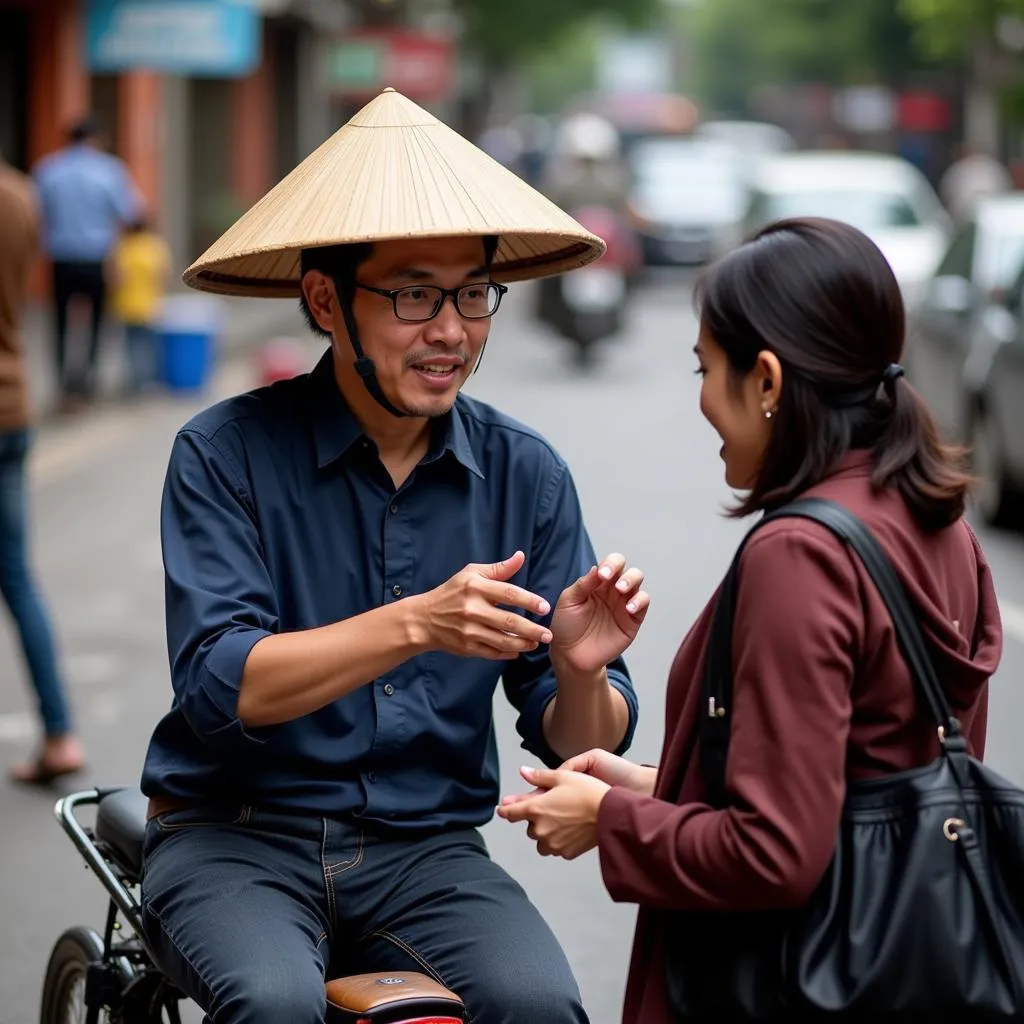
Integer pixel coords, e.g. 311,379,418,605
139,88,647,1024
538,113,632,329
544,113,631,214
0,156,86,783
33,117,140,410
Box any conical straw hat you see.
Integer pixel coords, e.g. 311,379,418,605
183,88,606,297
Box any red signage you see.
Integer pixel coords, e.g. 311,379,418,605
897,91,952,133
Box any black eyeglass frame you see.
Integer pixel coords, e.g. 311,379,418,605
354,281,508,322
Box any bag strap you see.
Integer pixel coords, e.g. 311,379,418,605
699,497,961,807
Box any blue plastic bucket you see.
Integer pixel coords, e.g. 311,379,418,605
160,329,212,391
156,296,223,392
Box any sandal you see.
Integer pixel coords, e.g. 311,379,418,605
9,756,86,786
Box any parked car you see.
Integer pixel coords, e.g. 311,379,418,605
625,137,748,266
971,268,1024,526
744,151,951,311
694,119,796,159
906,193,1024,525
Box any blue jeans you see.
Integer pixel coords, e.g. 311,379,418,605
0,430,71,735
124,323,158,393
140,806,589,1024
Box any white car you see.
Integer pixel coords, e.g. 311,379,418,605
744,151,952,311
695,120,797,159
626,137,749,266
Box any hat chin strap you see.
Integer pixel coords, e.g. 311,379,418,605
338,297,489,417
339,295,409,419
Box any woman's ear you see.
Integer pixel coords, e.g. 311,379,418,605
756,349,783,414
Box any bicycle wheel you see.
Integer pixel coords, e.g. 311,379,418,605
40,926,122,1024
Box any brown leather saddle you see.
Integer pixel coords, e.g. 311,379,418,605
325,971,465,1022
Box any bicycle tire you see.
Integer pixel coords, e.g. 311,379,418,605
40,926,138,1024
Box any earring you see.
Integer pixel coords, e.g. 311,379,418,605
764,408,775,420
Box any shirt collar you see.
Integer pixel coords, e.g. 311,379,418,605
308,350,483,479
440,399,484,479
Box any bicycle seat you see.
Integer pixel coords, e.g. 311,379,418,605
95,787,149,878
325,972,465,1023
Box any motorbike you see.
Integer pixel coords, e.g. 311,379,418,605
536,204,640,366
43,787,467,1023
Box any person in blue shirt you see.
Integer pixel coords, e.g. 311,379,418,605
138,89,647,1024
33,116,140,412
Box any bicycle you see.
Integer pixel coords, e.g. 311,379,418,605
43,787,466,1024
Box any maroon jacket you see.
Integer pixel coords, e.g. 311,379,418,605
596,452,1003,1024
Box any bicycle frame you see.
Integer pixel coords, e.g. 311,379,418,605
56,790,144,934
55,789,183,1024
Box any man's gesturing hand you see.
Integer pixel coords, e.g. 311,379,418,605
411,551,553,660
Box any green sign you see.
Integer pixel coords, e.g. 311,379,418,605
327,40,385,90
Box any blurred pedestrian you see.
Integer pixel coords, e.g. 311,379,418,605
544,114,630,214
0,155,86,785
33,116,141,413
939,143,1013,222
109,215,171,397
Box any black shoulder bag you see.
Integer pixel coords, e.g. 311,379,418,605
664,498,1024,1022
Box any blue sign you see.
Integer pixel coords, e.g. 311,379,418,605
85,0,260,77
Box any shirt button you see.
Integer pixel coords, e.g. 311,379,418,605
392,584,403,597
367,771,377,783
390,503,398,514
383,683,395,696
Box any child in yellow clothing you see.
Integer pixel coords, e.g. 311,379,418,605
109,217,171,395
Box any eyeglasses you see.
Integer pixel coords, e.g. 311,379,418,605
355,282,508,322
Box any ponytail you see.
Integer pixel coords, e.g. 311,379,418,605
871,372,971,530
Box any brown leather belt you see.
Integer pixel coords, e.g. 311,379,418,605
146,794,197,820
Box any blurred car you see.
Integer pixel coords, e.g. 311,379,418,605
906,193,1024,525
625,137,748,266
971,267,1024,527
694,119,796,160
744,151,951,310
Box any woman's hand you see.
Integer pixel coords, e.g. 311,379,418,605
560,748,657,796
497,765,611,860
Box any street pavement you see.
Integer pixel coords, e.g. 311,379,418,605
2,274,1024,1023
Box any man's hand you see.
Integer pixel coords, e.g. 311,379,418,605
410,550,552,661
549,553,649,675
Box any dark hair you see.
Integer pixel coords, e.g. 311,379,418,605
69,117,100,144
694,217,970,529
298,235,500,339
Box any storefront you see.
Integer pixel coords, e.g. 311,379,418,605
3,0,333,276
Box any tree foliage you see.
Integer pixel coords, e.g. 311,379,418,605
450,0,658,62
898,0,1024,57
691,0,934,116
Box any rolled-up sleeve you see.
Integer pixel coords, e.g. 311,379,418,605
161,428,278,750
597,527,858,912
502,458,638,768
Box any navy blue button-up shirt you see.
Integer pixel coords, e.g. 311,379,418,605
141,352,638,831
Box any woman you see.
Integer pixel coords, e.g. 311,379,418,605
498,217,1003,1022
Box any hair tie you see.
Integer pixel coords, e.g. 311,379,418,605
881,363,905,396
